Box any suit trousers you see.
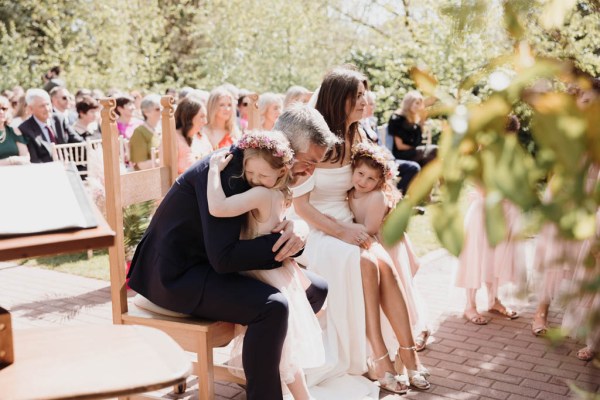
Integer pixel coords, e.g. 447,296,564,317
192,266,327,400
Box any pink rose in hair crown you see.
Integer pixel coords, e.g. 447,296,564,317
237,131,295,166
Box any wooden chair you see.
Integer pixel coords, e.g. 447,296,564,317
100,96,242,399
51,141,89,178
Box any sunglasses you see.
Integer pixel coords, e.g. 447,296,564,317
241,102,249,107
0,107,9,112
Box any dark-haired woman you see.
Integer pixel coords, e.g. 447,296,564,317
175,95,208,174
115,96,142,139
294,67,429,397
72,95,101,140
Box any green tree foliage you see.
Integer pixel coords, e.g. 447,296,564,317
0,0,354,93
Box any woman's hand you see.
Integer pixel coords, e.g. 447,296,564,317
331,217,372,249
209,151,233,172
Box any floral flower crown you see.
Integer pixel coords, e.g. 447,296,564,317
351,142,398,181
237,130,295,167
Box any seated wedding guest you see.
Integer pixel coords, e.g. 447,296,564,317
50,86,72,119
202,86,240,150
72,95,101,140
360,91,379,144
9,94,29,128
283,85,312,110
127,105,336,400
237,89,250,130
0,95,30,166
388,90,437,167
115,96,142,139
175,95,208,174
19,88,83,163
128,94,161,171
258,92,283,131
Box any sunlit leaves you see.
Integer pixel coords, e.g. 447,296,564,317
540,0,578,30
410,67,438,97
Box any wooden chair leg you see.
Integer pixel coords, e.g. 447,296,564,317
197,333,214,400
174,380,187,394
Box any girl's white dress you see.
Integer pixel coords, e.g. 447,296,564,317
228,190,325,386
293,164,379,400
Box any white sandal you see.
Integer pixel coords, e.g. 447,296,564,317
366,352,409,394
397,345,431,390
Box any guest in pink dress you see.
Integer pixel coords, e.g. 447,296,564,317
456,115,524,325
561,166,600,361
174,94,208,174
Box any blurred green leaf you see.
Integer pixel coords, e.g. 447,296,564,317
406,158,442,204
503,2,525,40
431,202,464,256
410,66,438,97
382,200,413,247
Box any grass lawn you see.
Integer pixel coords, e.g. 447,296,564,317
21,250,111,281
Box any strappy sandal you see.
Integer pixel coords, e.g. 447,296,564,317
488,305,519,319
463,310,489,325
366,352,409,394
396,346,431,390
531,312,548,337
415,330,430,352
576,346,596,361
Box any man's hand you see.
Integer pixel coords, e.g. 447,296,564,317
271,219,309,262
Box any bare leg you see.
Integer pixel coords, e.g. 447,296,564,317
359,251,395,375
286,369,311,400
463,288,488,324
369,249,430,390
532,302,549,336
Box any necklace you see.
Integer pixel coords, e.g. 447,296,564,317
0,128,6,144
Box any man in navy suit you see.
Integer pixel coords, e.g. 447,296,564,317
128,105,339,400
19,88,82,163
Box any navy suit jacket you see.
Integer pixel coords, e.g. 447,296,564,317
19,114,83,163
127,147,288,314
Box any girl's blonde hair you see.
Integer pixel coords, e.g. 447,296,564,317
206,86,240,139
238,130,294,238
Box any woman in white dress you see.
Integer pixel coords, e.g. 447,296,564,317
294,67,430,396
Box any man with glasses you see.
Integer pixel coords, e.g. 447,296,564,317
50,86,77,126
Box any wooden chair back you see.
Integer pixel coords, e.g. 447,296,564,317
52,139,104,179
245,93,260,130
100,96,240,399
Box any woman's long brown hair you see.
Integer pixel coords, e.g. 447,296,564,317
315,67,368,164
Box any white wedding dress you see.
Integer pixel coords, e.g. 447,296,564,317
293,164,379,400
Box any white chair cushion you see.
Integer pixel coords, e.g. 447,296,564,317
132,294,190,318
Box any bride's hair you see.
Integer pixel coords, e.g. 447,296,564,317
316,66,368,164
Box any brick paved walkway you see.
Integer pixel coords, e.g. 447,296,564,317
1,249,598,399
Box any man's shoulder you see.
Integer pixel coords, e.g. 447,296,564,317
18,117,37,136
